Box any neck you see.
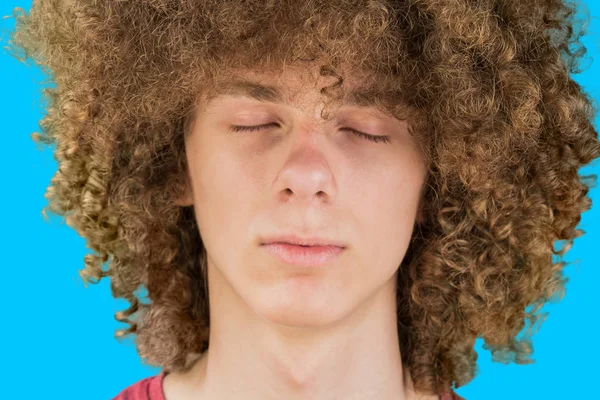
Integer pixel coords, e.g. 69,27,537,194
179,265,410,400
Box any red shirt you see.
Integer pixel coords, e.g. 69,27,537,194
112,372,167,400
112,372,465,400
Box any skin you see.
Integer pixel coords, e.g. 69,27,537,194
167,63,433,400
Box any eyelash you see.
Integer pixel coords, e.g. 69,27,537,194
229,123,391,144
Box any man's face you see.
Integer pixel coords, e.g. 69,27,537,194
181,65,428,328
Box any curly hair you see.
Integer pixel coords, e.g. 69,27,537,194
5,0,600,396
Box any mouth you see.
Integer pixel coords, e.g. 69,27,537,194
259,234,346,248
261,242,345,267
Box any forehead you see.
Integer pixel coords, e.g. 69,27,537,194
206,65,388,111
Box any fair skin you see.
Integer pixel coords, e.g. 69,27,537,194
166,63,434,400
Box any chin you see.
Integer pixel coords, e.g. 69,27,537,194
261,309,344,329
251,287,351,329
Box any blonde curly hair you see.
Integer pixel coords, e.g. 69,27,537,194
5,0,600,396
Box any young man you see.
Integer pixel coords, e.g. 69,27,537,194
7,0,598,399
159,64,436,400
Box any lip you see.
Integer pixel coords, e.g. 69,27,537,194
261,242,344,267
260,234,346,248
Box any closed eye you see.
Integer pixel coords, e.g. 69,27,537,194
339,127,391,144
229,124,391,144
229,123,280,132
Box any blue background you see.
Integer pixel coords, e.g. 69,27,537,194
1,1,598,399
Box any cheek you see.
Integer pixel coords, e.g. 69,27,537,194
189,127,253,204
197,159,254,224
357,165,422,218
186,139,253,246
352,167,423,263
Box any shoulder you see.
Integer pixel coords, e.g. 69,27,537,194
440,390,466,400
112,372,167,400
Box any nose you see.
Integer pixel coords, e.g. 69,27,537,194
273,141,337,206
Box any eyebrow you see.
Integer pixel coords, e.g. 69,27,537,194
215,80,285,103
212,79,383,109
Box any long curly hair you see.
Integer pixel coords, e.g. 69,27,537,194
5,0,600,395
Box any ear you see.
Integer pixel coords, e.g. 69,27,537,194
174,182,194,207
415,178,428,225
415,197,425,225
415,206,422,225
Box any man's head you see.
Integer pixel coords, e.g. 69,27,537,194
7,0,600,395
175,63,427,328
